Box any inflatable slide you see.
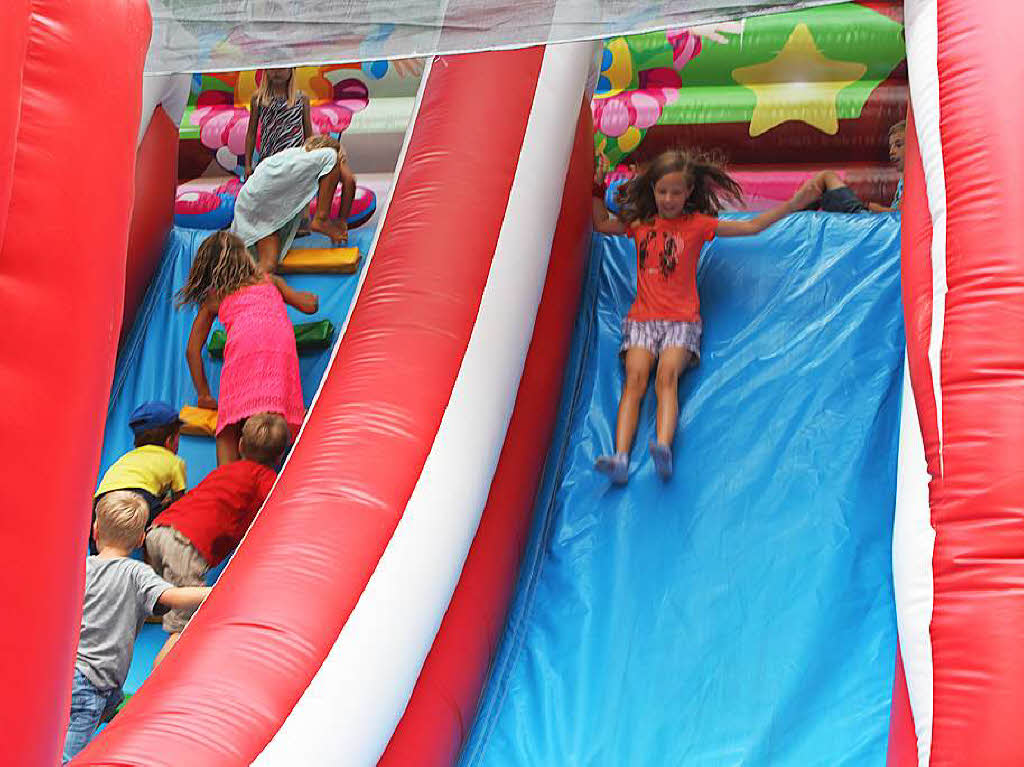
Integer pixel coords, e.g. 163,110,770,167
3,1,1024,766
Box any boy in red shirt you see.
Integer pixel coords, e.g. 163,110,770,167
145,412,290,664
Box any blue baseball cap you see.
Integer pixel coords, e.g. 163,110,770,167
129,401,182,434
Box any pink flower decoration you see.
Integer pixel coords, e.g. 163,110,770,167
631,92,663,129
595,98,631,137
311,104,353,134
593,68,682,137
190,76,371,174
193,105,250,156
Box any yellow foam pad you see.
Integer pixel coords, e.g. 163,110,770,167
278,246,361,274
179,406,217,438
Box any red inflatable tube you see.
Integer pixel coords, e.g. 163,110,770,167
887,104,929,766
123,105,178,343
0,2,150,764
378,101,594,767
896,2,1024,763
77,48,548,766
926,2,1024,762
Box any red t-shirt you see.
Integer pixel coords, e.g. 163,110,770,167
627,213,718,323
152,460,276,568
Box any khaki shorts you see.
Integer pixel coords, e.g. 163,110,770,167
145,526,209,633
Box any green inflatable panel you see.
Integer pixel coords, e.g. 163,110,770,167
206,319,335,359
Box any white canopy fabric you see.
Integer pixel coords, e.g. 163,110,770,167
147,0,844,74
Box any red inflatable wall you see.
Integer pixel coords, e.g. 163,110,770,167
894,1,1024,763
0,1,150,764
123,106,179,342
378,102,594,767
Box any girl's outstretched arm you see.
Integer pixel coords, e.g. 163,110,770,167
716,183,819,237
593,196,628,236
186,297,219,410
592,158,628,236
269,273,318,315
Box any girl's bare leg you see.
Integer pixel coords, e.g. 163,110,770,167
216,422,242,466
615,347,656,454
597,347,654,484
308,164,346,243
653,347,692,446
650,347,693,479
255,232,281,274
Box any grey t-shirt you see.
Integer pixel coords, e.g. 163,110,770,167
75,556,171,691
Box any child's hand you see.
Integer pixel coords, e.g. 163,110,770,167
197,394,218,411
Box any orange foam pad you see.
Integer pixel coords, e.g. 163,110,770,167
278,246,361,274
179,406,217,438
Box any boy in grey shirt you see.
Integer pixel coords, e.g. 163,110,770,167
63,492,210,763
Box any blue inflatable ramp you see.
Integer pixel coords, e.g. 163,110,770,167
461,213,904,766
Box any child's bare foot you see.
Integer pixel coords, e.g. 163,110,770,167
294,290,319,314
309,216,348,245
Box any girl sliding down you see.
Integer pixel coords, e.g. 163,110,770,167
232,134,356,275
179,231,312,466
593,149,817,484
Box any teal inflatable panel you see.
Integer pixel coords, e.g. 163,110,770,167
462,213,904,766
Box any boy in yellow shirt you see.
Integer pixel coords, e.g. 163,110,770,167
92,402,186,552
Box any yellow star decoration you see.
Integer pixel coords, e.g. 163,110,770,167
732,23,867,137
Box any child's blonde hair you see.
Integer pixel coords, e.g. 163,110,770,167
94,491,148,549
240,413,291,467
254,68,298,108
617,148,743,224
889,119,907,139
304,134,341,152
177,231,261,308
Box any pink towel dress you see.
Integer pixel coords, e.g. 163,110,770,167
216,278,304,436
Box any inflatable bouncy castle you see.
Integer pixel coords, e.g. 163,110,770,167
1,1,1022,765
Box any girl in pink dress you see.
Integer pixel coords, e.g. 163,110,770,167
179,231,315,465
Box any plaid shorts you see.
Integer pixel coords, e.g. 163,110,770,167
621,318,702,363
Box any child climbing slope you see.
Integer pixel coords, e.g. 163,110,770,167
592,149,818,484
233,135,356,274
179,231,311,465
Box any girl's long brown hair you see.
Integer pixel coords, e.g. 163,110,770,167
177,230,261,308
616,148,743,225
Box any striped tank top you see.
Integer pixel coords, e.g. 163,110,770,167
256,93,306,164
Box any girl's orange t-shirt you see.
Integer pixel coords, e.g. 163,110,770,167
627,213,718,323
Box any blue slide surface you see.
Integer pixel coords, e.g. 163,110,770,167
97,225,371,693
461,214,904,766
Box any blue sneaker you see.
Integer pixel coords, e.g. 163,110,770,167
595,452,629,484
649,441,673,480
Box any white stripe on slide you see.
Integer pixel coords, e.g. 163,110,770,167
252,41,598,767
904,0,947,476
892,357,935,767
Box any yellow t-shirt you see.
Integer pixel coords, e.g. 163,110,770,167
94,445,187,499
